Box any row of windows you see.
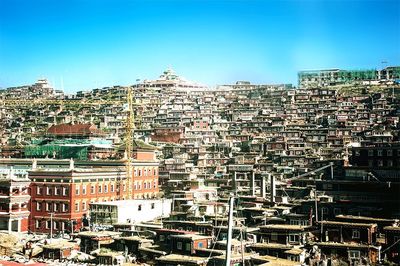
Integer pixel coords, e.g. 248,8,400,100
36,201,90,213
36,186,69,196
36,202,69,212
134,180,157,190
134,168,158,177
36,220,68,230
76,183,116,195
358,149,400,157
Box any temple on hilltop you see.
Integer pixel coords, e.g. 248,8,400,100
134,68,208,91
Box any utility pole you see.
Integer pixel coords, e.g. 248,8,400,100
225,196,234,266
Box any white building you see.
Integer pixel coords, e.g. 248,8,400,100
90,199,172,225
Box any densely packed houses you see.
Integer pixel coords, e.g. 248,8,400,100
0,67,399,265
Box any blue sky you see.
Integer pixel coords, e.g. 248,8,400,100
0,0,399,92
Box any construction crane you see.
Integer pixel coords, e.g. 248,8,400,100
125,86,134,200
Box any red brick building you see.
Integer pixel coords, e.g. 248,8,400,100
29,147,159,233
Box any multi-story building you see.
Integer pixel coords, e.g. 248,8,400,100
29,161,128,233
0,167,30,233
298,66,400,88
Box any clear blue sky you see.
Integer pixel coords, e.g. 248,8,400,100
0,0,399,92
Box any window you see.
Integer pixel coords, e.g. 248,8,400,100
349,250,360,259
62,203,69,212
368,150,374,157
151,203,155,209
36,202,42,211
54,203,59,212
352,229,360,239
154,180,157,188
62,187,69,196
82,185,86,195
377,150,383,157
186,243,191,251
54,187,60,195
91,185,95,194
144,169,147,176
111,184,114,192
144,182,147,189
75,186,80,195
138,170,142,176
36,186,42,195
271,232,278,241
82,201,87,211
104,184,108,193
138,204,142,211
289,234,299,243
177,242,182,250
46,202,51,211
160,235,165,241
75,202,79,212
46,187,52,195
35,220,40,229
98,185,102,193
53,221,58,230
387,150,393,156
46,220,51,229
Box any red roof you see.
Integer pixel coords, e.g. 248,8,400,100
47,123,103,136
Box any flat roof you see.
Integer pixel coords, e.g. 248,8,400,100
156,254,209,263
259,224,310,231
319,220,377,228
91,199,168,206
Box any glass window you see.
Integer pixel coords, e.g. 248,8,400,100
98,185,102,193
63,187,69,196
289,234,299,243
75,186,80,195
36,186,42,195
91,185,95,194
104,184,108,193
177,242,182,250
75,202,79,212
352,230,360,239
82,185,86,195
36,202,41,211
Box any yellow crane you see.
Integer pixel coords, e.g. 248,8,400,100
125,86,134,200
